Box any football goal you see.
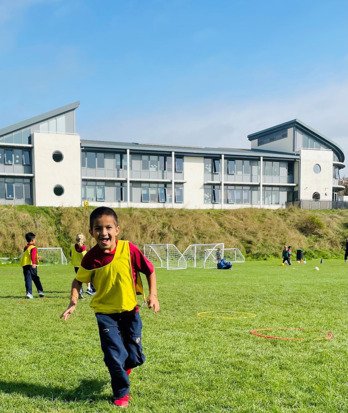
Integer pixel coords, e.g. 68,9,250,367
203,247,245,268
37,247,68,265
223,248,245,263
143,244,187,270
182,243,224,268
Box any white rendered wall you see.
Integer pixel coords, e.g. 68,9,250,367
299,149,333,201
32,132,82,206
183,156,206,208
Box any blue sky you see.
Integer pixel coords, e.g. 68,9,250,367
1,0,348,167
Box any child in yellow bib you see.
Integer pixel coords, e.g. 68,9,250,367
20,232,44,299
61,207,159,408
69,233,93,298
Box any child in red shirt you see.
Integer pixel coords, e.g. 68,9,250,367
61,207,159,408
20,232,44,299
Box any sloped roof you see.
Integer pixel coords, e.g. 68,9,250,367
0,101,80,137
247,119,344,163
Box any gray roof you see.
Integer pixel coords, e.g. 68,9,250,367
81,139,299,160
0,101,80,137
248,119,345,162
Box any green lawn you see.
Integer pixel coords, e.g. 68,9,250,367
0,260,347,412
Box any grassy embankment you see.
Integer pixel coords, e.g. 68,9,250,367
1,205,348,260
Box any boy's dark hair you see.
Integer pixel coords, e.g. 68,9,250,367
90,207,118,229
25,232,36,243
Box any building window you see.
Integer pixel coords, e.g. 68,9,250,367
53,185,64,196
96,186,105,201
5,183,14,199
115,185,123,202
212,185,220,203
141,187,150,202
313,164,321,174
175,157,183,173
97,153,104,168
213,159,220,174
158,187,166,203
22,151,31,165
52,151,64,162
227,160,235,175
87,152,95,168
175,185,183,203
4,149,13,165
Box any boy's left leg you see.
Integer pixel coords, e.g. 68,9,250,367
31,267,44,295
120,308,146,371
23,266,33,297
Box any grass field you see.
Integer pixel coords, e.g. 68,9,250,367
0,260,347,412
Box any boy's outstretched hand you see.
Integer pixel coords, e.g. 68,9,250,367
147,294,160,313
60,303,77,321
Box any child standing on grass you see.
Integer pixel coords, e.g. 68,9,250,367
20,232,44,299
61,207,160,408
69,233,94,298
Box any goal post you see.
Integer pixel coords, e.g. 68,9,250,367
143,244,187,270
37,247,68,265
222,248,245,263
203,246,245,268
182,243,224,268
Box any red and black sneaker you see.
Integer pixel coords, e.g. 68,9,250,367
113,394,130,408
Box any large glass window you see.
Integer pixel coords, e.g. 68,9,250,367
262,187,289,205
225,185,259,205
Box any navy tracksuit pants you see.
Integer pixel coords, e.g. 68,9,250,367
22,265,44,294
96,308,145,398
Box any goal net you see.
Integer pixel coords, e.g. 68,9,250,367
37,247,68,265
223,248,245,263
203,246,245,268
182,243,224,268
143,244,187,270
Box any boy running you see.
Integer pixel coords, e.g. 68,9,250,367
61,207,160,408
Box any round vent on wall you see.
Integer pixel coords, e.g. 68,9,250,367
52,151,64,162
313,164,321,174
54,185,64,196
312,192,320,201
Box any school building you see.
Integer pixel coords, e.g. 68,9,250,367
0,101,345,209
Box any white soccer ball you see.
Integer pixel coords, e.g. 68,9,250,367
314,266,319,271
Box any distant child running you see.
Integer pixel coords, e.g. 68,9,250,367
20,232,44,299
61,207,160,408
69,234,94,298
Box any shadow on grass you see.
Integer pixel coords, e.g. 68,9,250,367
0,379,107,402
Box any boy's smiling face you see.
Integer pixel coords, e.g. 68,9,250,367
89,214,120,252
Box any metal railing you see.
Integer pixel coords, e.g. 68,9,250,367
286,200,348,210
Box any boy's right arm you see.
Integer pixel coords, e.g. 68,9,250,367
60,278,81,320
